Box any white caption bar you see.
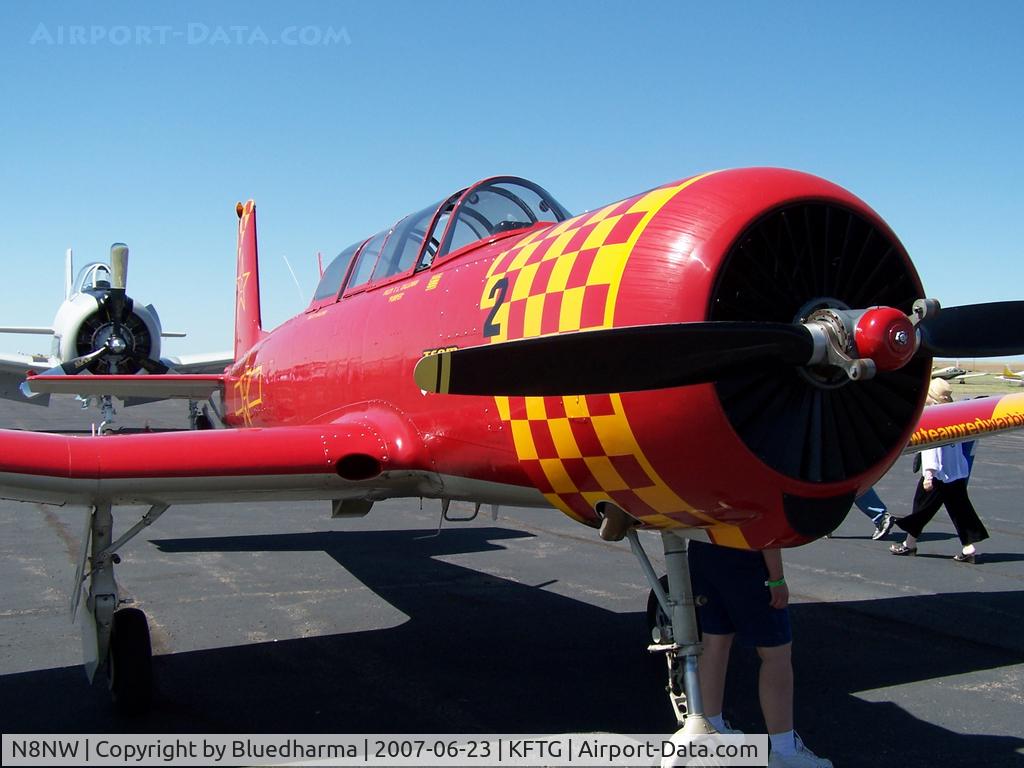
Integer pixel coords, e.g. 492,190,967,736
3,733,769,767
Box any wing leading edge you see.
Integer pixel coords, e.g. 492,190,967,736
905,392,1024,452
0,423,440,507
23,373,225,400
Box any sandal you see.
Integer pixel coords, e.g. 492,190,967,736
890,542,917,556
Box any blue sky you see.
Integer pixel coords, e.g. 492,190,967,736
0,1,1021,357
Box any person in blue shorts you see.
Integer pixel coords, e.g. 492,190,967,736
689,540,831,768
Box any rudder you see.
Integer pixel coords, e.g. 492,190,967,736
235,200,265,358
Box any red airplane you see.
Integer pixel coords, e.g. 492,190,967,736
5,168,1024,729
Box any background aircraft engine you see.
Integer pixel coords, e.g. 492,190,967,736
73,301,159,375
52,294,163,375
51,244,167,377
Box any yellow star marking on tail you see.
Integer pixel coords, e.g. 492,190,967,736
236,271,251,311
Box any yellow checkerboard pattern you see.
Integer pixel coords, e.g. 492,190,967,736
495,392,722,530
481,180,700,342
480,173,749,546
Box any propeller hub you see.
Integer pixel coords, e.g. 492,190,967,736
854,307,917,372
106,335,128,355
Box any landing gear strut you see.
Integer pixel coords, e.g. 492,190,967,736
72,501,166,712
76,395,118,433
97,395,116,434
188,399,215,430
628,530,715,736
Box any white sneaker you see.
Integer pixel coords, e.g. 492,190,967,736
871,512,895,540
767,733,833,767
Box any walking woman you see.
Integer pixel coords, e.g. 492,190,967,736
890,378,989,563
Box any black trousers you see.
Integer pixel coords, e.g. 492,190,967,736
896,477,989,545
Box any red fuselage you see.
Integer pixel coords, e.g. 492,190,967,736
221,169,929,549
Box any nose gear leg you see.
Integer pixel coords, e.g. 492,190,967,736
627,529,715,735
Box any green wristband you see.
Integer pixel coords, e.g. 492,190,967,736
765,577,786,588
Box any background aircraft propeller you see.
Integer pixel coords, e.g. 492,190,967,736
52,347,110,377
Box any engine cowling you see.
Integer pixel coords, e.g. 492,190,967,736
52,292,163,374
608,168,929,546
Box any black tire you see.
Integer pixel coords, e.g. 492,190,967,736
645,575,703,643
108,607,153,713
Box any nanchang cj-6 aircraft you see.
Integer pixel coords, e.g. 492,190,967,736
5,168,1024,733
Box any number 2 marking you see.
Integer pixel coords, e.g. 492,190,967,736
483,277,509,337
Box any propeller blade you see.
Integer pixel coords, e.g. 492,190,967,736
110,243,129,291
128,353,169,375
105,290,129,324
56,347,110,376
19,348,110,398
918,301,1024,358
414,322,815,397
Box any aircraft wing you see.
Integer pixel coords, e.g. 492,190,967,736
905,392,1024,452
0,351,56,406
23,373,224,401
163,351,233,374
0,422,437,507
0,350,53,377
0,326,53,334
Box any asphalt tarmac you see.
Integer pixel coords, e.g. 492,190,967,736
1,397,1022,766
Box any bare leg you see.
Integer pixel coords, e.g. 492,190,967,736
698,631,734,718
757,642,794,734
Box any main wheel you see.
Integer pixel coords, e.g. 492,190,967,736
107,607,153,713
645,575,704,644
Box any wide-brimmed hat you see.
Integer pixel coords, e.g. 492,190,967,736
927,377,954,404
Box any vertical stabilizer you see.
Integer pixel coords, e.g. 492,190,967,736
64,248,73,300
234,200,265,358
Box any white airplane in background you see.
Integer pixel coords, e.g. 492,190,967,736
931,364,987,382
0,244,231,426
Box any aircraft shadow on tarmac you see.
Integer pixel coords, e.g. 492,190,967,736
826,530,959,543
913,551,1024,564
2,526,1022,767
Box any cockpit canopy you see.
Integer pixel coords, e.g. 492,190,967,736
312,176,571,304
75,262,113,293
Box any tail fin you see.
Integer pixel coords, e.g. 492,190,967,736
1004,365,1019,379
64,248,74,300
234,200,265,358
